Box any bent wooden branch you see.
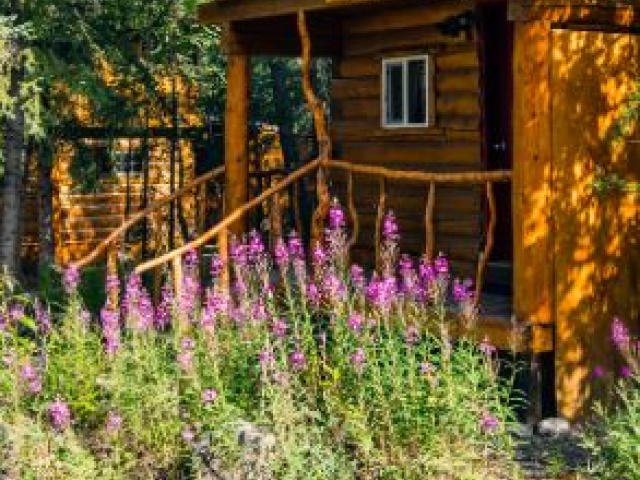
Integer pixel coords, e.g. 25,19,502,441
297,10,331,161
74,165,226,269
475,181,497,307
135,158,321,275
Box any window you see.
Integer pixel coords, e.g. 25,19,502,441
382,55,434,128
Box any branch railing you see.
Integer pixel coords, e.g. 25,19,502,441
130,157,511,309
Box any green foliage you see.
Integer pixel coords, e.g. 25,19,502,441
0,14,42,138
0,217,522,479
582,378,640,480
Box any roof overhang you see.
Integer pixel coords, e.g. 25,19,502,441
198,0,402,25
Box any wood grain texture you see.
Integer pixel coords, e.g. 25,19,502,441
551,30,640,421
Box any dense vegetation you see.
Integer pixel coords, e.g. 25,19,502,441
0,209,522,479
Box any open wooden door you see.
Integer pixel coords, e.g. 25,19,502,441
551,30,640,420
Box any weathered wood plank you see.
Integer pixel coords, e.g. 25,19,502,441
344,2,470,35
344,26,466,56
339,141,482,166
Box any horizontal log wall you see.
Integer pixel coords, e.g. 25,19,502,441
330,1,483,276
52,138,199,265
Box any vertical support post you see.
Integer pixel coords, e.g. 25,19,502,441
270,191,283,245
347,170,359,250
106,245,119,309
172,255,183,300
475,181,496,307
425,181,436,262
224,23,250,237
375,177,387,271
218,227,230,293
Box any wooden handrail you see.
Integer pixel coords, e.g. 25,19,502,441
74,165,226,268
134,158,322,274
327,160,512,183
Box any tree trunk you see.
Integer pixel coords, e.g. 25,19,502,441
37,140,55,272
0,52,26,277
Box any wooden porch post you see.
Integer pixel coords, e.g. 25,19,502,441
224,23,250,236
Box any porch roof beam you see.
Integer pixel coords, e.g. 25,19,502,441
198,0,329,25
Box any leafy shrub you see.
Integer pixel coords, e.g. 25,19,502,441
0,205,521,479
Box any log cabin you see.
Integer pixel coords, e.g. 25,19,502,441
74,0,639,422
195,0,639,421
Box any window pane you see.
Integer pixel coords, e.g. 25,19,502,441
385,63,404,124
407,59,427,124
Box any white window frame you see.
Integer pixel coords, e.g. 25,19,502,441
381,54,434,129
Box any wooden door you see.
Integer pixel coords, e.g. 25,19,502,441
551,30,640,420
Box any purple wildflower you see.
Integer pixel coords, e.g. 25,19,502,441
306,283,321,307
434,253,449,277
289,351,307,371
350,348,366,372
63,265,80,294
49,398,71,431
329,201,346,230
274,238,289,267
367,274,397,312
259,349,276,368
106,273,120,300
106,411,123,434
210,253,225,278
202,389,218,404
480,337,497,357
611,317,630,349
178,351,194,372
404,325,420,346
420,362,436,376
155,284,174,330
34,301,51,335
322,273,346,303
182,427,195,443
287,231,305,259
185,248,199,270
20,362,42,395
313,244,327,266
248,230,266,260
382,211,399,241
350,264,365,291
181,337,196,351
230,239,248,267
271,319,288,338
593,365,606,378
101,307,121,356
8,303,24,323
348,313,365,333
480,411,500,433
620,365,633,378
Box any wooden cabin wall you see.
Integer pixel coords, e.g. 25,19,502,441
330,1,483,276
52,138,198,266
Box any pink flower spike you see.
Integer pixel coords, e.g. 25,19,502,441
49,398,71,431
593,365,606,378
202,389,218,404
479,337,497,356
479,411,500,433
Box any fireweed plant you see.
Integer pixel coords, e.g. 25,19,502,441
581,318,640,480
0,204,521,480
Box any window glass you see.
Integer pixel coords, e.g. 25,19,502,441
385,63,404,124
407,59,427,124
